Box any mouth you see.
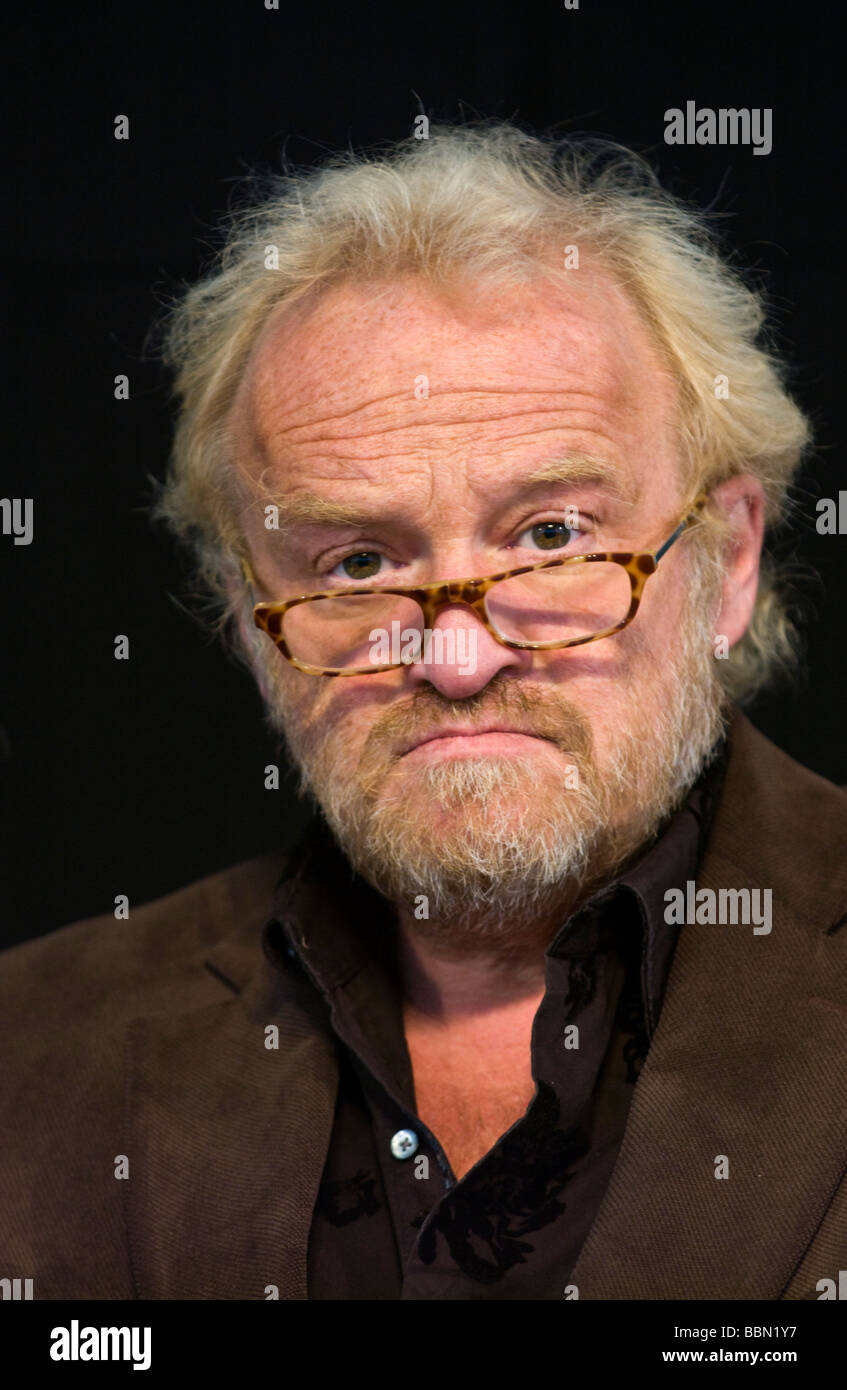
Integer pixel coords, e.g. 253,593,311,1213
401,725,557,759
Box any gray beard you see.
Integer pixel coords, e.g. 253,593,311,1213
251,548,729,954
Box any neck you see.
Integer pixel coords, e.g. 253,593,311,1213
388,856,622,1012
393,908,553,1021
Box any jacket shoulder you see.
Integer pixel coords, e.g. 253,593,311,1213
724,712,847,839
0,850,285,1031
714,711,847,934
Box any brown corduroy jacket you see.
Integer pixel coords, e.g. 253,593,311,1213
1,710,845,1300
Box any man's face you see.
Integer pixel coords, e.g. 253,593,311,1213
231,270,728,952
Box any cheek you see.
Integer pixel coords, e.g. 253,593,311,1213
269,662,330,747
292,674,381,756
632,571,691,650
540,623,644,690
536,625,663,753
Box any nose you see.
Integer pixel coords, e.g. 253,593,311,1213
404,601,530,699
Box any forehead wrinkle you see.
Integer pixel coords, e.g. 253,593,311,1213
240,446,430,535
254,382,632,449
243,447,639,539
240,266,673,442
232,276,678,531
238,315,655,478
246,394,634,487
241,304,641,440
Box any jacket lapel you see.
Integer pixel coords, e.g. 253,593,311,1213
572,712,847,1298
123,947,339,1299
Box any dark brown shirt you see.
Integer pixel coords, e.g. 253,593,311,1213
261,746,728,1300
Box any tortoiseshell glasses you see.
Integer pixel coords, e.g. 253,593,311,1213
244,493,709,676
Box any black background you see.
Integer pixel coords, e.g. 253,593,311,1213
3,0,845,947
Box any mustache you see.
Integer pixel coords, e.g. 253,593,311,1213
358,677,597,769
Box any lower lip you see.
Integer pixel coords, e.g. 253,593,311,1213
403,731,555,761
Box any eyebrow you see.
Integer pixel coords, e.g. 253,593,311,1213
249,450,637,534
522,451,637,504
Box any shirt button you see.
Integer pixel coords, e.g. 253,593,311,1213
390,1128,419,1160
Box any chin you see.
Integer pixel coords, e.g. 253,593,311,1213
378,769,575,856
382,750,560,813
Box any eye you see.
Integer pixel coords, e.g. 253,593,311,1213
330,550,384,581
517,519,582,552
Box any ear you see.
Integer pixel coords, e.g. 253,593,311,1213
710,474,766,647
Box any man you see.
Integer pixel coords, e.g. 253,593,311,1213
1,124,845,1300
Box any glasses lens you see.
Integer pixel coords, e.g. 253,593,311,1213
283,592,425,670
486,561,632,645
